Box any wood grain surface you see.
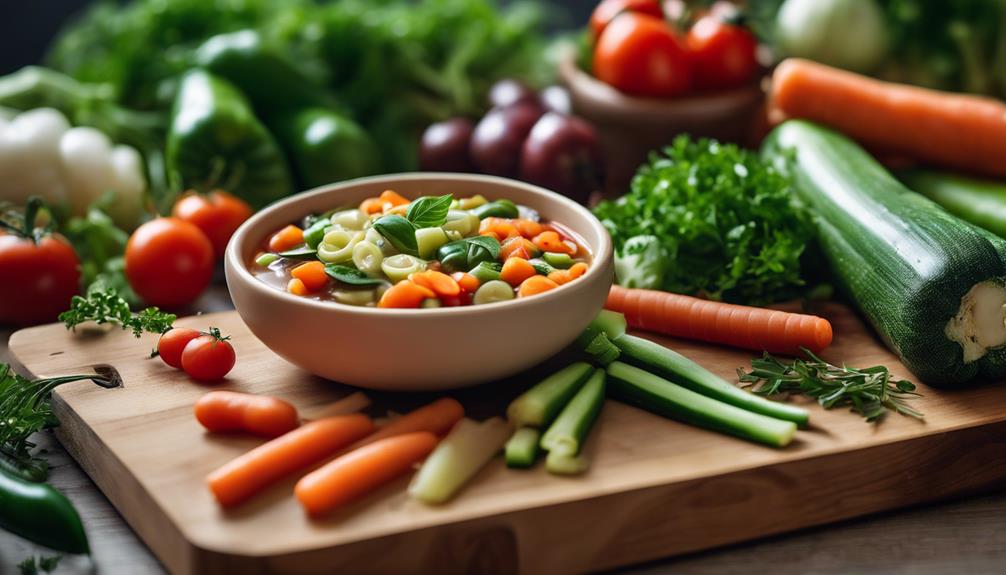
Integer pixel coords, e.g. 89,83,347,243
8,302,1006,574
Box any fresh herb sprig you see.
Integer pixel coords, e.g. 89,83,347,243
0,364,115,478
18,554,62,575
738,350,924,423
59,286,175,337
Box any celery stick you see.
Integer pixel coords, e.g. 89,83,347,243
504,427,540,468
607,361,796,448
540,368,605,458
506,362,593,428
583,332,621,366
545,450,589,475
408,417,512,505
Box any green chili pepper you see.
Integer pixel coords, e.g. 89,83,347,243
273,108,381,189
0,468,89,554
166,69,293,209
472,199,519,219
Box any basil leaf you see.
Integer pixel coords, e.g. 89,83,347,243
436,235,502,272
406,194,453,228
324,264,385,286
373,214,419,256
278,247,318,260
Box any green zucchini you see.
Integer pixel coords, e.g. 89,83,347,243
762,121,1006,386
898,169,1006,239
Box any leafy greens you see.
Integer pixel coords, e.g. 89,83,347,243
594,136,813,305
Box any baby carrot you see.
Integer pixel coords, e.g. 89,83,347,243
269,225,304,252
451,272,480,294
291,261,329,292
606,285,833,355
377,281,436,308
500,258,537,287
409,271,460,297
195,391,299,438
295,432,438,517
356,397,464,449
207,414,374,507
518,275,559,297
287,278,309,296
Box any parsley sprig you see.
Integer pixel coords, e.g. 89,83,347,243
738,350,924,423
59,287,175,337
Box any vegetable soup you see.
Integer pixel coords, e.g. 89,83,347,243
251,191,592,308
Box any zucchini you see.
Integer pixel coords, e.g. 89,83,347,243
762,121,1006,386
898,170,1006,239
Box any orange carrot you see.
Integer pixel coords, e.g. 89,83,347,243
195,391,299,438
268,225,303,252
548,262,589,285
408,270,460,297
769,58,1006,178
606,285,833,355
518,275,559,297
377,281,436,308
360,198,384,215
356,398,464,448
295,432,438,517
479,217,518,240
500,237,537,260
452,272,480,293
379,190,410,207
513,218,545,238
532,231,575,255
207,414,374,507
500,258,536,286
287,278,309,296
291,261,329,292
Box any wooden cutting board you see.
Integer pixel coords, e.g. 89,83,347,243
10,304,1006,575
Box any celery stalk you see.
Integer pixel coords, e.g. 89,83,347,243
506,362,593,428
504,427,540,468
408,417,512,505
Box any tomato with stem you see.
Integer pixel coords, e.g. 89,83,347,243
181,327,235,382
0,198,80,326
685,13,759,90
125,218,214,309
172,190,252,258
593,13,693,98
157,327,202,368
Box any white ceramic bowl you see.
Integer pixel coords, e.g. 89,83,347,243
225,173,614,390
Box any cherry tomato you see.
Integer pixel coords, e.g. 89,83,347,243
181,330,235,382
157,327,202,368
0,232,79,326
594,13,692,98
685,14,759,90
172,190,252,258
125,218,214,309
590,0,664,38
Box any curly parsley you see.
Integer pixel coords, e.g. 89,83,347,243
59,286,175,337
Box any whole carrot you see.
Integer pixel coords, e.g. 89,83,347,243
295,432,439,517
207,414,374,507
769,58,1006,178
606,285,832,355
355,397,463,449
194,391,300,438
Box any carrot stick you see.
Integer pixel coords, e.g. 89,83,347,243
769,58,1006,178
354,398,464,449
606,285,833,355
206,414,374,507
294,432,439,516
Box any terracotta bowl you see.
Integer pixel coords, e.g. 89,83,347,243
225,173,614,391
559,47,764,196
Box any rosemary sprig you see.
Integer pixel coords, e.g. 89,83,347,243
58,286,175,337
0,364,115,478
738,349,924,423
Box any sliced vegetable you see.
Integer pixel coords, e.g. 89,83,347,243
408,417,512,504
542,252,573,269
504,427,541,469
518,275,559,297
207,414,374,507
194,391,299,437
607,361,797,448
507,362,594,428
500,258,536,287
472,280,515,305
469,262,502,284
269,225,304,253
277,247,317,260
255,252,279,267
381,254,426,283
540,369,605,475
606,285,833,356
291,261,329,292
409,271,460,298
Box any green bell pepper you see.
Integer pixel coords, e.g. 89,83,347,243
273,108,381,189
0,468,89,554
166,69,293,209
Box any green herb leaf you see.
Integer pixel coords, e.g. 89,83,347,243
324,264,385,286
436,235,501,273
373,214,419,256
18,555,62,575
460,235,501,259
406,194,452,228
59,287,176,337
738,349,924,423
278,247,318,260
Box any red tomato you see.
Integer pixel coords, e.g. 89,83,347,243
125,218,214,309
594,13,692,98
181,330,235,382
0,232,79,326
157,328,202,368
685,14,759,90
172,190,252,258
589,0,664,38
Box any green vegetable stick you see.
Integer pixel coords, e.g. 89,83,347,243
255,253,279,267
504,427,541,469
506,362,594,428
545,450,589,476
408,417,512,505
540,368,605,458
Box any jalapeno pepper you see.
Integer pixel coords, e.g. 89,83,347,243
0,468,89,554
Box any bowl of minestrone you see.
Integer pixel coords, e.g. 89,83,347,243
225,173,613,390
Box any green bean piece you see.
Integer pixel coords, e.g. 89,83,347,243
506,362,594,428
255,252,279,267
543,252,574,269
504,427,541,469
527,258,554,275
540,368,606,466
